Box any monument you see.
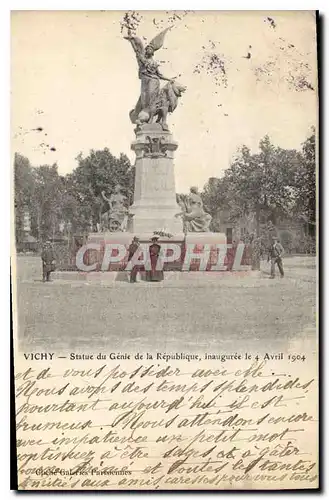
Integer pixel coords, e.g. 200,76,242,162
125,28,185,235
86,24,229,271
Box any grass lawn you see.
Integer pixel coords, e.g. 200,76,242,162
14,255,316,354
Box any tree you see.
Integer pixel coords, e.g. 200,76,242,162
13,148,135,241
14,153,34,244
30,164,63,241
201,177,228,231
220,136,300,236
293,131,316,234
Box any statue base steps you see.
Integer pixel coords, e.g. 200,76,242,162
87,231,185,245
57,232,252,271
87,231,226,244
81,231,250,272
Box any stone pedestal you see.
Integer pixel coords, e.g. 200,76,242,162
130,123,183,234
184,232,227,270
185,232,227,246
86,231,185,271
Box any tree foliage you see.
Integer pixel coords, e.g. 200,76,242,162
14,148,134,243
14,153,34,243
293,132,316,227
201,133,315,237
31,164,64,240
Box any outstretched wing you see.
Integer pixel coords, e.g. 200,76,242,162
149,27,171,51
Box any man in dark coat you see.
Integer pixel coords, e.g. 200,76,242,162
41,241,56,282
128,236,140,283
268,236,285,279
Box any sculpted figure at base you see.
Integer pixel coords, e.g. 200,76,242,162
176,187,212,232
100,185,129,232
124,28,186,130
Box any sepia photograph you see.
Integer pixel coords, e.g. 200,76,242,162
11,10,318,491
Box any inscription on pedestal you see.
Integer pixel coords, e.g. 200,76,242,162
141,159,174,194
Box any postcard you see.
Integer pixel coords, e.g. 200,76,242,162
11,10,318,490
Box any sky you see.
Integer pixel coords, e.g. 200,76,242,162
11,10,317,192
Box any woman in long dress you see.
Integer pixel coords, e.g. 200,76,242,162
146,235,164,282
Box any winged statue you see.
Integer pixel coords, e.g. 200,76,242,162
124,28,186,130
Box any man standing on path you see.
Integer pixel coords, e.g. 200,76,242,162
41,240,56,282
128,236,140,283
268,236,285,279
